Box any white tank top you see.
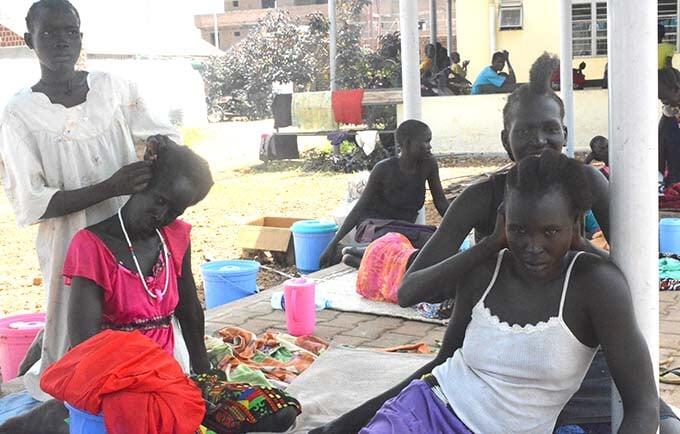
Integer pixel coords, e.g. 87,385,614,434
432,249,598,434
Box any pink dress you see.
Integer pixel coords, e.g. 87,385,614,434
63,219,191,354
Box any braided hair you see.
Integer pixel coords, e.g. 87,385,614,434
502,53,565,131
149,140,214,206
26,0,80,32
506,149,592,218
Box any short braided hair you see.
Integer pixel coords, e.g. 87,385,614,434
26,0,80,32
506,149,592,217
502,53,565,131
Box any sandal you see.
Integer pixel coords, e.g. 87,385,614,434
661,357,675,369
660,367,680,385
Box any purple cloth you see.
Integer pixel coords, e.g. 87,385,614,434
359,380,472,434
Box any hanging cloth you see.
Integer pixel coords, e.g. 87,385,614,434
291,92,338,130
331,89,365,125
272,94,292,128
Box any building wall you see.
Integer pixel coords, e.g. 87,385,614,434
0,24,25,48
397,89,610,154
224,0,263,11
456,0,608,84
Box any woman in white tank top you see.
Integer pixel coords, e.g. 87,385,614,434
311,150,658,434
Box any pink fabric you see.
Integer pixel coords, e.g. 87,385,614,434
356,233,417,303
63,219,191,354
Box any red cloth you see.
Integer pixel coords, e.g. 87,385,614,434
41,330,205,434
62,219,191,354
331,89,365,125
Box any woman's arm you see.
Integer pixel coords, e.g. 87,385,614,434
587,262,658,434
406,180,493,275
67,277,104,347
175,244,210,374
41,161,153,219
398,211,504,306
426,158,450,217
310,283,478,434
319,166,384,268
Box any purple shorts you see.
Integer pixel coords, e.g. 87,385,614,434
359,379,472,434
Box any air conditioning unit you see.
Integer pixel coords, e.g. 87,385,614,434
499,2,523,30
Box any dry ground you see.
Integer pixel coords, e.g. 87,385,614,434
0,122,502,315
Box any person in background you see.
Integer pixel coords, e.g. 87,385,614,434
450,52,469,81
471,50,517,95
658,23,680,105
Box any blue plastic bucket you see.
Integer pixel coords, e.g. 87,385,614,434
660,218,680,254
291,220,338,273
200,260,260,309
65,402,106,434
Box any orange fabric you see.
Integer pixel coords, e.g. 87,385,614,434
216,327,329,384
41,330,205,434
380,342,432,354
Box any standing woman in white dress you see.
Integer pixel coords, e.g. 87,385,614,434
0,0,181,400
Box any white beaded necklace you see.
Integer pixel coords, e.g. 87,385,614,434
117,208,169,301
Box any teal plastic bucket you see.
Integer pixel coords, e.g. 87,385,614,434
660,218,680,254
291,220,338,274
65,402,106,434
201,260,260,309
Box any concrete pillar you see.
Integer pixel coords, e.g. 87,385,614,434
446,0,453,57
212,12,219,49
607,0,659,429
488,0,496,57
329,0,337,91
429,0,438,44
559,0,575,157
399,0,422,120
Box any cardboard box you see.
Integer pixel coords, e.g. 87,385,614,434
236,216,307,253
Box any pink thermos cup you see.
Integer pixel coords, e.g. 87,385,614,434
283,278,316,336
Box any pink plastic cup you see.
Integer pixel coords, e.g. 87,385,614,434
0,313,46,381
283,278,316,336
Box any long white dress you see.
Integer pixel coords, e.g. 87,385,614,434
0,71,181,400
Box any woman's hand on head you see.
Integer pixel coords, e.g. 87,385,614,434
488,203,508,251
105,160,153,196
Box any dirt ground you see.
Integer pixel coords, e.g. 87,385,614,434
0,130,503,314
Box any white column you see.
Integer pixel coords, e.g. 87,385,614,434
399,0,422,120
488,1,497,56
446,0,453,57
559,0,575,157
213,12,219,49
429,0,438,44
607,0,659,430
329,0,338,91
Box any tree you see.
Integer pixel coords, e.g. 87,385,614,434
200,0,401,123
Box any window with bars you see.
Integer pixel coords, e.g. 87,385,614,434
659,0,678,49
572,1,607,57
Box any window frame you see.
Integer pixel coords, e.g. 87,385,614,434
571,0,607,58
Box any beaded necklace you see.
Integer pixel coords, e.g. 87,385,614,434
117,208,169,301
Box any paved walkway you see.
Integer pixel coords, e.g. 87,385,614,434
206,265,680,408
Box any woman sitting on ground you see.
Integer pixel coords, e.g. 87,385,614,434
312,150,658,434
0,138,299,434
318,119,449,268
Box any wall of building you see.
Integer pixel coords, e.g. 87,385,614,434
456,0,608,84
0,24,25,48
224,0,263,11
397,89,610,154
